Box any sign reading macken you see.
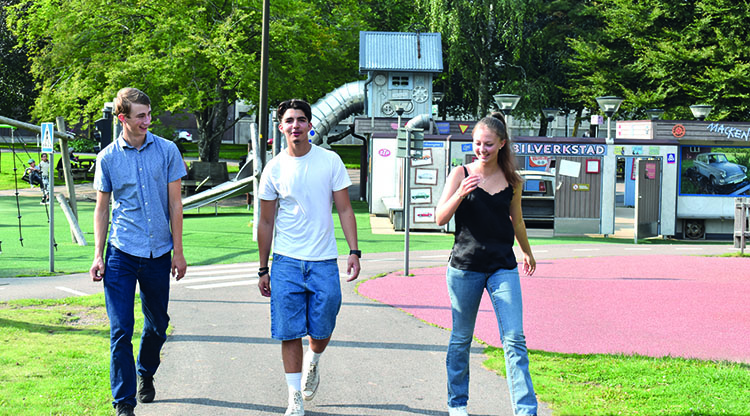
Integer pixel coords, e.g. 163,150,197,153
513,143,607,156
706,123,750,141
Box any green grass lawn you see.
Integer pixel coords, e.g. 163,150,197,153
485,347,750,415
0,295,145,416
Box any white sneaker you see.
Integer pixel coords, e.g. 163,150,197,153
448,406,469,416
301,358,320,401
285,390,304,416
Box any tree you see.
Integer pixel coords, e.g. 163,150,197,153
0,0,35,122
7,0,370,161
566,0,750,121
418,0,535,119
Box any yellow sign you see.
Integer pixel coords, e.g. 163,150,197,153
459,124,469,134
572,183,590,191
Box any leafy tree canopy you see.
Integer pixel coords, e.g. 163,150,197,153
7,0,370,160
0,0,35,122
566,0,750,121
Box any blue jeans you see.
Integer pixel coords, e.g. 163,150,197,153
103,245,171,408
446,265,537,415
270,253,342,341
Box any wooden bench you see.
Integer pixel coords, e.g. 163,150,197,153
71,160,95,181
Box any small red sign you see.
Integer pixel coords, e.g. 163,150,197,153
671,124,686,138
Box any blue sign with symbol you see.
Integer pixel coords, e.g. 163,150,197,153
461,143,473,152
41,122,54,153
667,153,676,164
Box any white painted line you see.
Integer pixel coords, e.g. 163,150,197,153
572,248,600,252
176,275,249,285
624,248,652,251
182,269,250,277
56,286,88,296
534,250,548,253
186,279,258,290
675,247,702,250
417,255,448,259
187,263,259,272
365,258,399,262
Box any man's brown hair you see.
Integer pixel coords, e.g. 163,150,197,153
113,88,151,117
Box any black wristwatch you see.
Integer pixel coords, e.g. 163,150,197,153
349,250,362,258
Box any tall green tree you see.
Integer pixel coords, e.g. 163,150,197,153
7,0,369,161
566,0,750,121
0,0,35,122
418,0,534,118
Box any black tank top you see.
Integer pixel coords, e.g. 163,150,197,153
449,166,517,273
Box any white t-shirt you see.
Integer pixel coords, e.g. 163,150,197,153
259,145,352,261
39,160,50,178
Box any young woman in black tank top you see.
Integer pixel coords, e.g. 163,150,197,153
435,112,538,416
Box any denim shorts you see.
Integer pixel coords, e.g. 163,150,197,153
270,253,342,341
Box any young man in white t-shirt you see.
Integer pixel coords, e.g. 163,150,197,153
257,99,361,416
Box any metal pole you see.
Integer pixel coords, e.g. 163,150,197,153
404,128,411,276
258,0,270,167
49,152,55,272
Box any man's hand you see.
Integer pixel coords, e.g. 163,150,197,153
172,253,187,281
346,255,361,282
90,257,105,282
258,274,271,297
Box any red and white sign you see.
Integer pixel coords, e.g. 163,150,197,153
529,156,549,168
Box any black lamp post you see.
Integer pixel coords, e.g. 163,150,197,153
542,108,559,138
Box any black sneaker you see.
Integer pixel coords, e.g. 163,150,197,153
115,402,135,416
137,375,155,403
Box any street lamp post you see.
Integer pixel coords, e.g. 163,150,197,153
389,99,414,275
432,92,444,120
543,108,559,138
595,96,624,237
689,104,712,121
492,94,521,137
596,96,624,145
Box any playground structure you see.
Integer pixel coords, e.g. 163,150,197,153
1,116,86,259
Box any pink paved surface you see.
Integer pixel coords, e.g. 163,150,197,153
358,255,750,363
